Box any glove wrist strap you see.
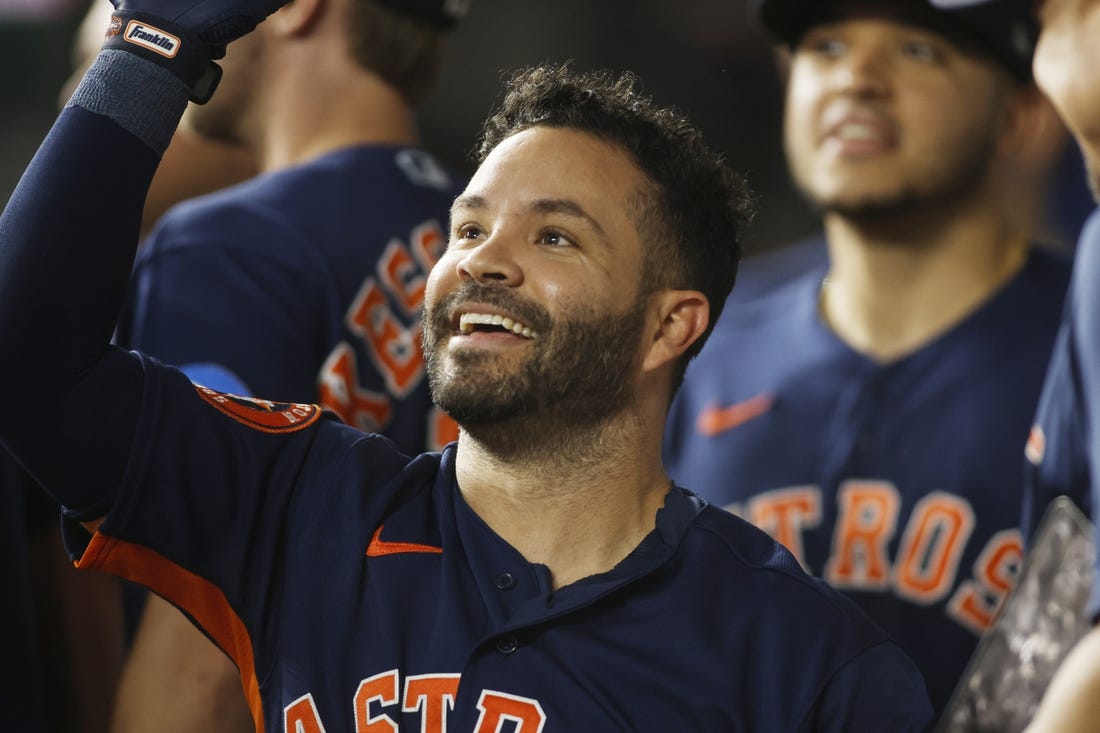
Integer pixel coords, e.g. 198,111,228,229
101,11,222,104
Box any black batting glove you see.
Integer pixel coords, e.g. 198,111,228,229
101,0,291,103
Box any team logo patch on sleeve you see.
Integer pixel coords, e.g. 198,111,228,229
195,385,322,433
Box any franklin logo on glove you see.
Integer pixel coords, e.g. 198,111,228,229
123,21,180,58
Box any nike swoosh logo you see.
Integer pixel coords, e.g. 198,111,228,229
365,525,443,557
695,393,774,437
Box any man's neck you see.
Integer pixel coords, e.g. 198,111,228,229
453,413,671,590
820,206,1029,362
254,64,419,172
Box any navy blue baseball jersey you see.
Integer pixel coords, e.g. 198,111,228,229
63,354,932,731
115,143,465,452
1023,210,1100,615
0,54,935,733
729,235,827,305
664,248,1071,715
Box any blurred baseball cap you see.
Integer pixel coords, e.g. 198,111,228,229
751,0,1036,81
374,0,470,29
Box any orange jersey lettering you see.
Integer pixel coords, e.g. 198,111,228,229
354,670,399,733
825,480,900,589
410,220,446,273
747,486,822,568
318,342,392,432
894,492,975,603
346,278,423,396
403,674,460,733
379,240,427,318
285,693,328,733
947,529,1023,634
473,691,546,733
428,407,459,451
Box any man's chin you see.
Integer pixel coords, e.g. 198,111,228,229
812,190,915,220
430,375,535,427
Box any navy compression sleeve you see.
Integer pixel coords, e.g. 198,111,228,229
0,51,187,517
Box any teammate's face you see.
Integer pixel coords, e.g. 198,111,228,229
423,126,651,433
185,29,265,145
783,16,1011,218
1033,0,1100,200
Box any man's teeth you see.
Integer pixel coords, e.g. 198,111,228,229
458,313,537,338
836,123,879,141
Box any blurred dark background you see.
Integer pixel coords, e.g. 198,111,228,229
0,0,1092,256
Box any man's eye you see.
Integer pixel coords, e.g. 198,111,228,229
900,41,942,63
456,224,483,240
805,37,846,57
538,230,574,247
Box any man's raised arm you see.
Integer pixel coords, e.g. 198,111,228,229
0,0,287,519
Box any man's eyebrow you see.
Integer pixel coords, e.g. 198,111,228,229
451,194,487,215
531,198,607,238
450,195,609,240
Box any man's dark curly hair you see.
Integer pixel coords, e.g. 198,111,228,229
476,64,753,390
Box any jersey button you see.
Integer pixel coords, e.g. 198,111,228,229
495,572,516,590
496,636,518,654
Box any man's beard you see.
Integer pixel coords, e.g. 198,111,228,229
423,281,648,456
801,129,998,224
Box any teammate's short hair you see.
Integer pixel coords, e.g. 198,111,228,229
348,0,463,105
475,64,753,391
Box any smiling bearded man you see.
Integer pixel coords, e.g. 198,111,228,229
424,277,647,452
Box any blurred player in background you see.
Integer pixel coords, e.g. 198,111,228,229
728,85,1078,304
106,0,468,730
60,0,257,238
1,2,257,729
925,0,1100,729
0,466,125,733
664,0,1071,717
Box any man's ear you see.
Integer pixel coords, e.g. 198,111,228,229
995,83,1071,236
999,83,1068,164
641,290,710,375
265,0,326,37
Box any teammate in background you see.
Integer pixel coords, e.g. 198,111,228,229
0,2,259,728
663,0,1070,716
728,86,1078,305
106,0,466,730
928,0,1100,729
0,465,126,733
61,0,257,239
0,0,934,725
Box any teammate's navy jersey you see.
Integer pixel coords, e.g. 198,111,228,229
1024,210,1100,615
664,248,1071,715
64,355,932,732
115,144,464,453
729,235,827,305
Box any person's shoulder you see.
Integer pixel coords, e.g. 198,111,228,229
1081,207,1100,243
287,145,466,204
1024,241,1075,283
1073,207,1100,272
690,502,807,574
685,502,888,637
726,235,828,305
704,262,825,355
145,172,293,245
317,421,441,482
